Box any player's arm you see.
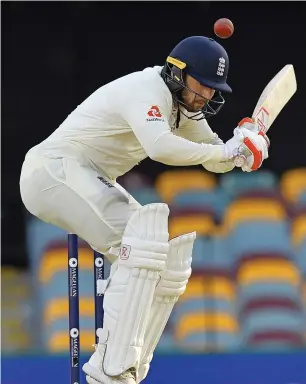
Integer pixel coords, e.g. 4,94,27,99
120,84,266,169
121,97,227,166
177,117,223,145
177,118,235,173
178,117,269,172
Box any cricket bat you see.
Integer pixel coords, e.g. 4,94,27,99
234,64,297,167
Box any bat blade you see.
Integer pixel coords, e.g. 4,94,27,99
252,64,297,133
233,64,297,167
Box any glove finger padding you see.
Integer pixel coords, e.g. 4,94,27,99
237,126,270,171
223,119,270,172
238,117,271,148
238,117,257,132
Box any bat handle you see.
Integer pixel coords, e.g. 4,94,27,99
233,154,247,167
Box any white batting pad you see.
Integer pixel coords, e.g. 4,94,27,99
138,232,195,382
101,203,170,377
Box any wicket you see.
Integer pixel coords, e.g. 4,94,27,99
68,233,105,384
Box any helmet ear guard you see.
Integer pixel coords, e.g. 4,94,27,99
171,65,183,84
162,56,186,93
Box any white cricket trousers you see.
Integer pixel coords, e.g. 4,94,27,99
20,156,141,258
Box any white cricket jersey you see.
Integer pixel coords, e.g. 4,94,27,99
26,66,224,182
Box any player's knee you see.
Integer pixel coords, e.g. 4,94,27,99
119,203,170,270
91,195,143,248
94,203,171,265
20,177,45,220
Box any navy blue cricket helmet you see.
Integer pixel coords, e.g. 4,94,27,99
162,36,232,120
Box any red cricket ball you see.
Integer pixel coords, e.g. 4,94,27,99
214,18,234,39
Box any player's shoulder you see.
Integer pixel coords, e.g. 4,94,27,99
112,65,172,113
118,66,170,95
119,66,167,91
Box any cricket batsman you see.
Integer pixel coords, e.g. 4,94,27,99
20,36,269,383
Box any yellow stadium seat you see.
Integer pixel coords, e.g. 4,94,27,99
222,198,286,232
181,276,235,302
155,169,216,203
39,246,93,284
175,312,238,340
48,330,95,352
280,168,306,203
291,214,306,246
237,259,301,286
2,324,30,348
44,297,94,324
169,215,215,238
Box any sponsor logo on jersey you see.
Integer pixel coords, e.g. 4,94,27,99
97,176,114,188
146,105,165,122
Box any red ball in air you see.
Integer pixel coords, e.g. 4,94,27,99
214,18,234,39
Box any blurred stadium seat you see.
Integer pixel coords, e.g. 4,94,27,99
169,212,216,239
172,188,230,221
220,196,292,260
155,169,216,203
229,221,293,259
173,271,239,351
192,235,228,271
291,210,306,343
1,267,33,351
280,168,306,204
222,197,287,231
297,192,306,209
236,254,304,349
220,170,278,199
171,221,239,351
292,211,306,259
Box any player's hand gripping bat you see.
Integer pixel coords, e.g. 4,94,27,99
233,64,297,167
